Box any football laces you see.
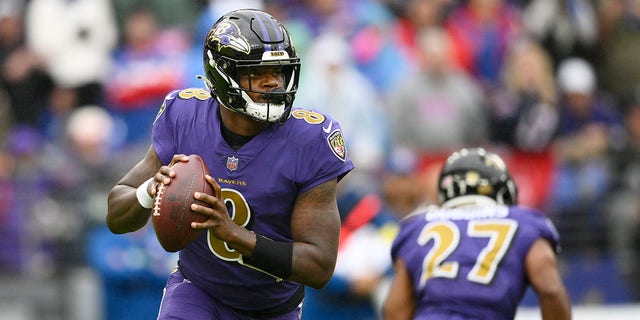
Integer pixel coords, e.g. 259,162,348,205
153,184,165,217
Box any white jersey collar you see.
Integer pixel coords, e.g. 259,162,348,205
441,195,498,209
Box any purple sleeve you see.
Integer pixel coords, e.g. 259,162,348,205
515,207,561,254
390,214,423,263
296,116,354,194
151,91,180,165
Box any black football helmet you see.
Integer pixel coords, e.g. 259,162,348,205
438,148,518,206
202,9,300,123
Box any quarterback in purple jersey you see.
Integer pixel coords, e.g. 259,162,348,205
106,9,353,320
383,148,571,320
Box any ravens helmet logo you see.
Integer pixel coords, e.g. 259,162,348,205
209,21,251,54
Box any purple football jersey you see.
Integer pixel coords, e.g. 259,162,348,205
151,88,354,313
391,204,560,320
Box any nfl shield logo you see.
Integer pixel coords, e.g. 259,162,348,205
226,156,239,171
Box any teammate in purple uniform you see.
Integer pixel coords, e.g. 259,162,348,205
106,9,354,320
383,148,571,320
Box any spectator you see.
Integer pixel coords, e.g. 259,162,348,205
603,89,640,299
350,0,452,94
25,0,117,107
487,37,559,152
0,1,52,128
444,0,523,87
104,7,188,146
485,37,559,208
111,0,203,32
549,57,623,250
30,105,126,319
387,27,488,162
384,0,454,63
37,106,122,268
296,32,390,189
597,0,640,104
521,0,599,66
40,85,81,144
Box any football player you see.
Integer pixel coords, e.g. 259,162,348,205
383,147,571,320
106,9,354,320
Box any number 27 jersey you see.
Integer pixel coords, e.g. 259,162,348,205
391,204,560,320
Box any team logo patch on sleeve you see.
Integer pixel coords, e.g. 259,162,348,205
327,130,347,161
153,100,166,124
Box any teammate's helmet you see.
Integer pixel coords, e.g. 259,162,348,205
202,9,300,123
438,148,518,205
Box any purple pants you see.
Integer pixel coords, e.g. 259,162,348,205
156,270,302,320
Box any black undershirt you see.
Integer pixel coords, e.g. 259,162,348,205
220,121,254,151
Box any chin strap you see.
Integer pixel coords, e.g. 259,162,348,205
198,74,290,123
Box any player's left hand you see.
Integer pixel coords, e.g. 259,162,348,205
189,174,239,240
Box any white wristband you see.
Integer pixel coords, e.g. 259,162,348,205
136,178,154,209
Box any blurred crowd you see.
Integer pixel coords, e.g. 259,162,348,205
1,0,640,319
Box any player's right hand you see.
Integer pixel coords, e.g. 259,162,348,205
150,154,190,196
